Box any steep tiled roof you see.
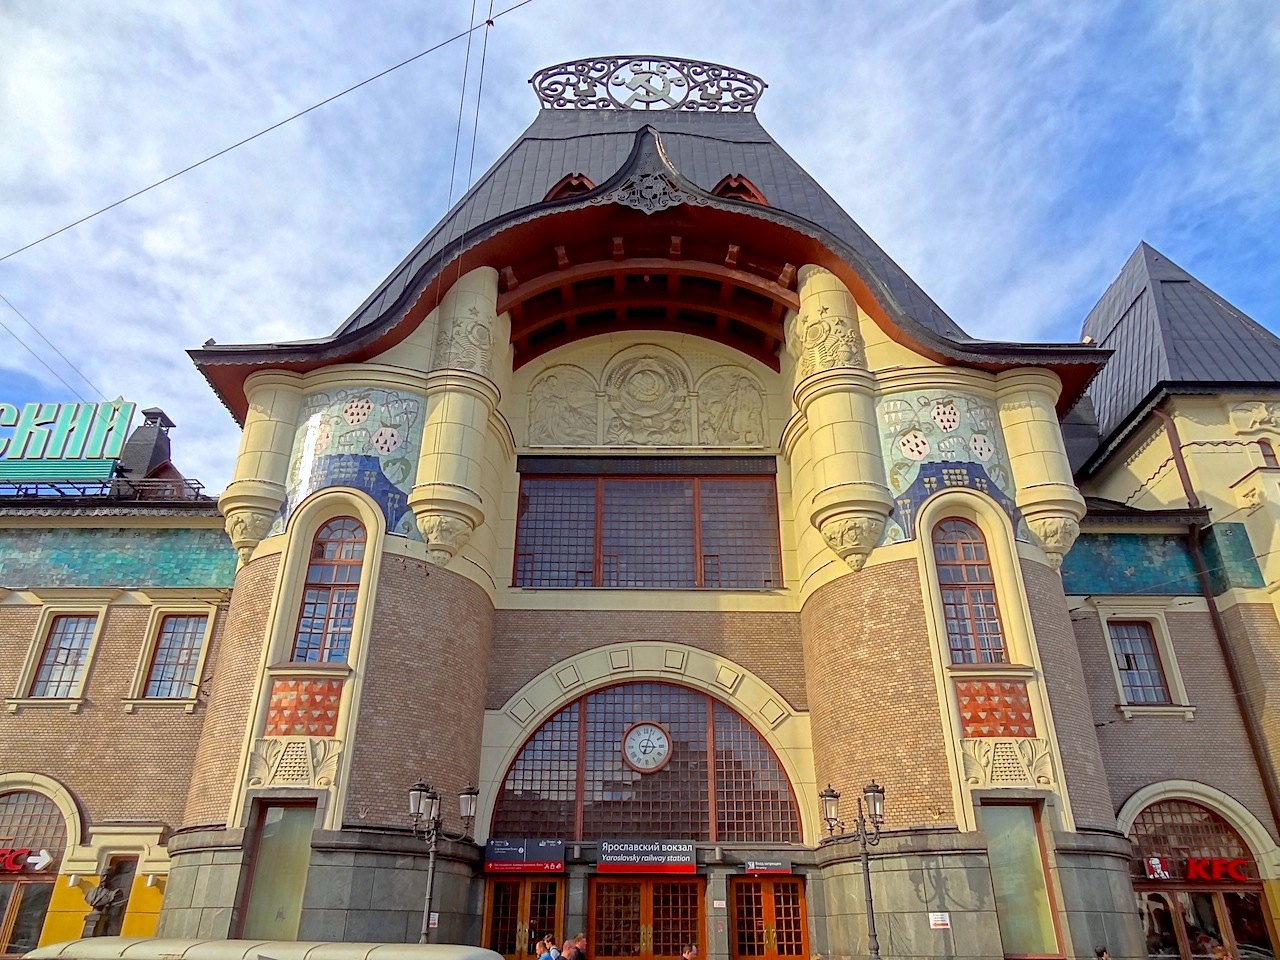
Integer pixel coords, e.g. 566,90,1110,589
337,108,972,341
1077,242,1280,474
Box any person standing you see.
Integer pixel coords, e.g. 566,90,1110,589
680,945,698,960
574,933,589,960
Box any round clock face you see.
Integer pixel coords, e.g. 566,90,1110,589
621,721,672,773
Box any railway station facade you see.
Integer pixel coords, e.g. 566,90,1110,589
4,56,1280,960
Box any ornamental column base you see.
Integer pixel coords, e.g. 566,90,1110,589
219,479,285,566
811,483,894,572
409,482,485,566
1020,488,1086,571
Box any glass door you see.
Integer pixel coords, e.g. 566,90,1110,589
485,878,566,960
591,878,704,960
1137,888,1277,960
730,878,808,960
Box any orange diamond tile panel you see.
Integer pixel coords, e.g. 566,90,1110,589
954,678,1036,738
265,677,344,737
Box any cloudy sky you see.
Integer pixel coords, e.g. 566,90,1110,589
1,1,1277,491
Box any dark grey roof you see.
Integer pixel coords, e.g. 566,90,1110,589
337,108,972,342
1077,242,1280,474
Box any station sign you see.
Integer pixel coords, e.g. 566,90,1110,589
598,840,696,874
0,400,136,480
744,858,792,875
485,838,566,873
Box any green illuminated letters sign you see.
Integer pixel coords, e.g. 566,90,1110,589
0,400,136,480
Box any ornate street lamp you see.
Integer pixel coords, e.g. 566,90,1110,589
409,780,479,944
819,781,886,960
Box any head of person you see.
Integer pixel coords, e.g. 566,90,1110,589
563,941,576,956
575,935,587,950
681,945,698,960
1095,948,1109,960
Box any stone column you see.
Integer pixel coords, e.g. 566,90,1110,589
408,266,503,565
996,369,1086,569
219,372,302,565
791,265,893,570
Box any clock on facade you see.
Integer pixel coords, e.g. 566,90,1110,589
621,721,672,773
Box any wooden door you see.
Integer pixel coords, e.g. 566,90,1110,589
591,878,704,960
485,877,565,960
730,877,808,960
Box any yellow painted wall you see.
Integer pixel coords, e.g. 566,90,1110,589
40,872,165,946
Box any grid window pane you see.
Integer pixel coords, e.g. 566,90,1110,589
514,474,782,590
290,518,365,662
492,682,800,843
30,615,96,697
933,519,1006,664
1129,799,1254,880
145,615,208,698
1109,621,1172,704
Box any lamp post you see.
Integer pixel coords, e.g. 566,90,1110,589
409,780,479,944
819,781,886,960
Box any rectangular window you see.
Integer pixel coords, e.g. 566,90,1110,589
1109,621,1172,704
144,615,208,698
977,803,1060,957
29,615,97,698
515,475,782,589
239,803,314,940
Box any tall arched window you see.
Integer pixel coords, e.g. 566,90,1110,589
932,518,1006,664
290,517,365,663
1259,439,1278,468
0,791,67,956
492,682,801,843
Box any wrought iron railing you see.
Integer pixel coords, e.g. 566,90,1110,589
0,476,209,501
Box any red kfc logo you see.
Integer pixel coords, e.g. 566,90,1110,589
1186,858,1249,882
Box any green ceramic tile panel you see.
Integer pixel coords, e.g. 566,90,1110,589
1060,533,1200,596
1202,522,1266,592
0,527,236,588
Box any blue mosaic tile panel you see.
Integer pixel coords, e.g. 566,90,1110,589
1203,522,1266,592
877,389,1024,543
0,527,236,588
1060,524,1264,597
274,387,424,539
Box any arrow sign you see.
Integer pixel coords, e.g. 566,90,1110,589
26,849,52,871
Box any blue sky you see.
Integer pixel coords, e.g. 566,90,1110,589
1,0,1277,489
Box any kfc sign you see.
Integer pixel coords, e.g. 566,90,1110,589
1144,857,1170,879
1187,858,1250,882
0,848,53,872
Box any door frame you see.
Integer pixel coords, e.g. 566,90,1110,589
483,876,567,960
728,875,809,960
588,876,706,960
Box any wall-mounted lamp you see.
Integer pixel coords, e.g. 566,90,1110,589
145,874,160,888
66,874,80,887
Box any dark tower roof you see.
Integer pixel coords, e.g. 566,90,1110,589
190,56,1105,421
1077,242,1280,474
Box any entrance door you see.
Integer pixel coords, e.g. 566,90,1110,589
730,878,808,960
591,878,704,960
485,877,565,960
1137,889,1276,960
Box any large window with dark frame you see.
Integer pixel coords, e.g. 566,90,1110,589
492,682,801,843
0,791,67,958
1108,621,1172,705
29,614,97,698
515,462,782,589
290,518,365,663
932,518,1007,664
144,614,209,698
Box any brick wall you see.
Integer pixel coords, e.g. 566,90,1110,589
1021,560,1116,831
344,556,494,832
800,559,954,829
1221,602,1280,822
0,599,227,827
486,609,805,711
183,554,280,827
1075,602,1278,839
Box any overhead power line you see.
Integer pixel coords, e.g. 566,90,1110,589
0,291,106,400
0,0,535,265
0,308,93,404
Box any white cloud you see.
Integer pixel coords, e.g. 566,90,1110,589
0,0,1276,491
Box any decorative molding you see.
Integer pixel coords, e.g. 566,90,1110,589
247,737,343,789
697,366,766,445
433,304,496,375
590,140,713,216
528,366,599,445
417,512,475,566
797,307,866,377
819,515,884,571
530,56,766,112
224,506,275,566
1026,515,1081,571
1229,400,1280,436
960,737,1055,787
603,349,691,444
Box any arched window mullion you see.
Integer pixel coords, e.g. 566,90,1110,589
932,517,1007,665
291,517,366,663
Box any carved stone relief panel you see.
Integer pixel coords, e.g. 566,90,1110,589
602,348,691,445
697,366,766,445
528,366,600,445
434,303,496,376
1229,400,1280,435
960,737,1054,787
796,308,866,378
248,737,343,789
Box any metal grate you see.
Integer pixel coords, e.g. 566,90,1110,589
492,682,799,843
772,880,805,956
933,518,1007,664
144,614,207,698
732,881,765,957
30,615,96,698
1109,621,1172,704
487,880,521,955
0,792,67,861
291,518,365,662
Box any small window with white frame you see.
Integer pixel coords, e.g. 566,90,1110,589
8,603,110,712
125,603,217,712
1090,598,1195,720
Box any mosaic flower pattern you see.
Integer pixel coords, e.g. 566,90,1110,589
877,390,1023,543
274,387,425,539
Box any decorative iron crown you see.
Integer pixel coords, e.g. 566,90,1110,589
530,56,766,112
